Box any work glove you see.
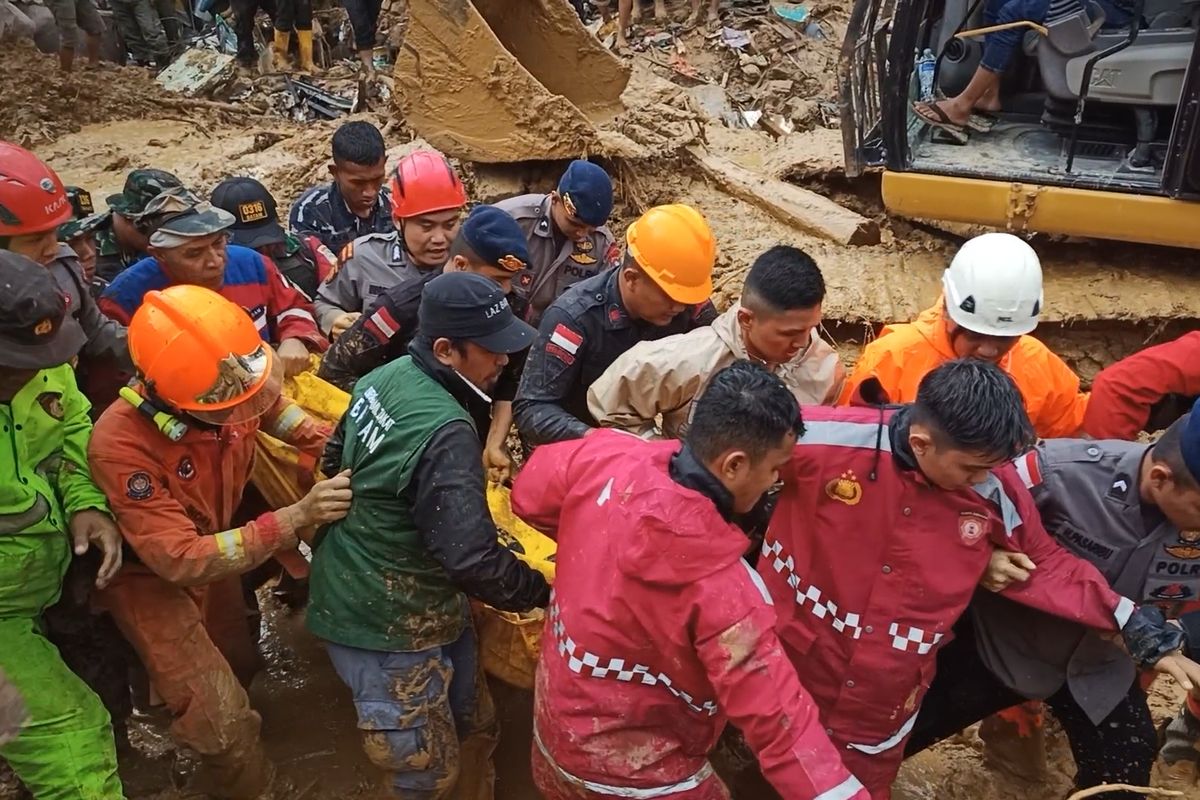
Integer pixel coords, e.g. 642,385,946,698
1123,605,1187,667
1156,700,1200,788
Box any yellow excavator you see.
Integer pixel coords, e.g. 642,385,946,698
395,0,631,163
838,0,1200,248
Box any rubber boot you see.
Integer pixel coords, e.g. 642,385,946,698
272,29,291,72
979,702,1049,782
296,29,317,73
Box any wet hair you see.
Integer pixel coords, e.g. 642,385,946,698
909,359,1035,460
332,122,386,166
1150,415,1200,489
742,245,825,313
688,360,804,463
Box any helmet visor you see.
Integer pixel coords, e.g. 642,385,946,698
187,345,283,426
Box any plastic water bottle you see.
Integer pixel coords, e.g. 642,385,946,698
917,48,936,101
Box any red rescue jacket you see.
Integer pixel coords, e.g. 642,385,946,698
759,405,1135,797
1083,332,1200,439
512,431,869,800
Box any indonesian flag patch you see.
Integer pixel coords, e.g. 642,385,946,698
547,323,583,365
363,305,400,344
1014,450,1043,489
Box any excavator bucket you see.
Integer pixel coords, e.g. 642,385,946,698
396,0,631,163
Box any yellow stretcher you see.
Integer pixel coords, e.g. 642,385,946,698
251,360,554,688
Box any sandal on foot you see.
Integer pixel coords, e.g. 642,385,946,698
913,101,967,134
967,112,998,133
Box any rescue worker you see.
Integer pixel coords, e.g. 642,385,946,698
99,188,326,381
0,142,130,372
513,360,869,800
46,0,102,71
514,203,719,446
289,120,392,257
109,0,170,67
588,244,843,439
314,149,467,337
308,272,550,797
212,176,338,301
1083,331,1200,440
88,285,353,798
57,186,109,295
316,204,531,480
842,232,1088,438
0,251,125,800
759,358,1198,798
95,167,185,282
495,158,619,326
905,401,1200,798
271,0,316,72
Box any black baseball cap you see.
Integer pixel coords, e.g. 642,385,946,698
0,251,86,369
418,272,535,354
211,177,287,250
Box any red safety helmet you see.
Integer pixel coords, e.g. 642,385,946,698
0,141,71,237
389,150,467,221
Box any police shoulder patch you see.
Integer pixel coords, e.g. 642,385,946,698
125,472,154,501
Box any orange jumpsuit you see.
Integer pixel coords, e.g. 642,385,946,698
841,303,1089,438
87,395,326,796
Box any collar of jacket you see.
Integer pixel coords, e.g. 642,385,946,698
532,194,556,239
408,338,492,423
887,404,919,472
669,444,736,521
914,300,1016,372
603,267,633,331
329,183,388,230
712,302,815,369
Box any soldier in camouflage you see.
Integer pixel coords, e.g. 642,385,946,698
94,168,185,282
57,187,109,297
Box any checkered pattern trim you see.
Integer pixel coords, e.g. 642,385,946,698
887,623,943,655
547,602,718,717
761,538,863,639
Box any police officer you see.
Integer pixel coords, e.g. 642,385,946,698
907,405,1200,798
514,203,719,446
211,176,338,301
314,150,467,337
318,204,532,481
495,159,619,327
57,186,108,295
94,167,185,282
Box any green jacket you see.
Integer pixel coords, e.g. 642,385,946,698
307,356,474,652
0,365,110,617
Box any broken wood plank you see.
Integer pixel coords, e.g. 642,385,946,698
685,145,880,246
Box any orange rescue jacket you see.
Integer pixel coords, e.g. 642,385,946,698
840,303,1089,438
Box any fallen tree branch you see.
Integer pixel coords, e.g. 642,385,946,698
1066,785,1184,799
157,97,266,116
685,145,880,246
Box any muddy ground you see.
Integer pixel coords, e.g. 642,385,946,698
5,0,1200,795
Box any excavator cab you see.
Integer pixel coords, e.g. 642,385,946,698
839,0,1200,247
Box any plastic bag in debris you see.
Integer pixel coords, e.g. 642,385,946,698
477,484,557,689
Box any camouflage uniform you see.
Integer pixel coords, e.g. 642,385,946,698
95,168,183,282
110,0,169,65
58,187,109,297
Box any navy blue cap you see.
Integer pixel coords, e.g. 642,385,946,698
460,205,530,273
419,272,535,354
557,160,613,227
1182,400,1200,482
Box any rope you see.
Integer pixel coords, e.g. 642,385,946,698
1066,785,1185,799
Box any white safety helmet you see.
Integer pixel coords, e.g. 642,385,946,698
941,233,1043,337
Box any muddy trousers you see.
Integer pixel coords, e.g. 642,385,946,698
230,0,274,65
109,0,167,64
324,621,499,799
95,568,272,798
0,533,122,800
905,616,1157,800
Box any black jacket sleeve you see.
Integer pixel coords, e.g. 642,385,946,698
317,318,390,393
406,421,551,611
321,415,347,477
495,346,528,404
691,300,719,327
316,284,423,392
1179,610,1200,659
512,306,592,445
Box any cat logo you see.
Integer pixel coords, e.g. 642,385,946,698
238,201,268,223
497,254,526,272
824,470,862,505
1165,530,1200,560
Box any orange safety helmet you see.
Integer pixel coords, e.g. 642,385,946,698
625,204,716,305
128,285,283,426
0,141,72,237
389,150,467,221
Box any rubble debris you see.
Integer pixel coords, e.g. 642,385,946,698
156,48,237,97
685,145,880,246
285,76,356,120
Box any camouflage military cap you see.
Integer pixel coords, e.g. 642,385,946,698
57,186,108,243
106,169,185,216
